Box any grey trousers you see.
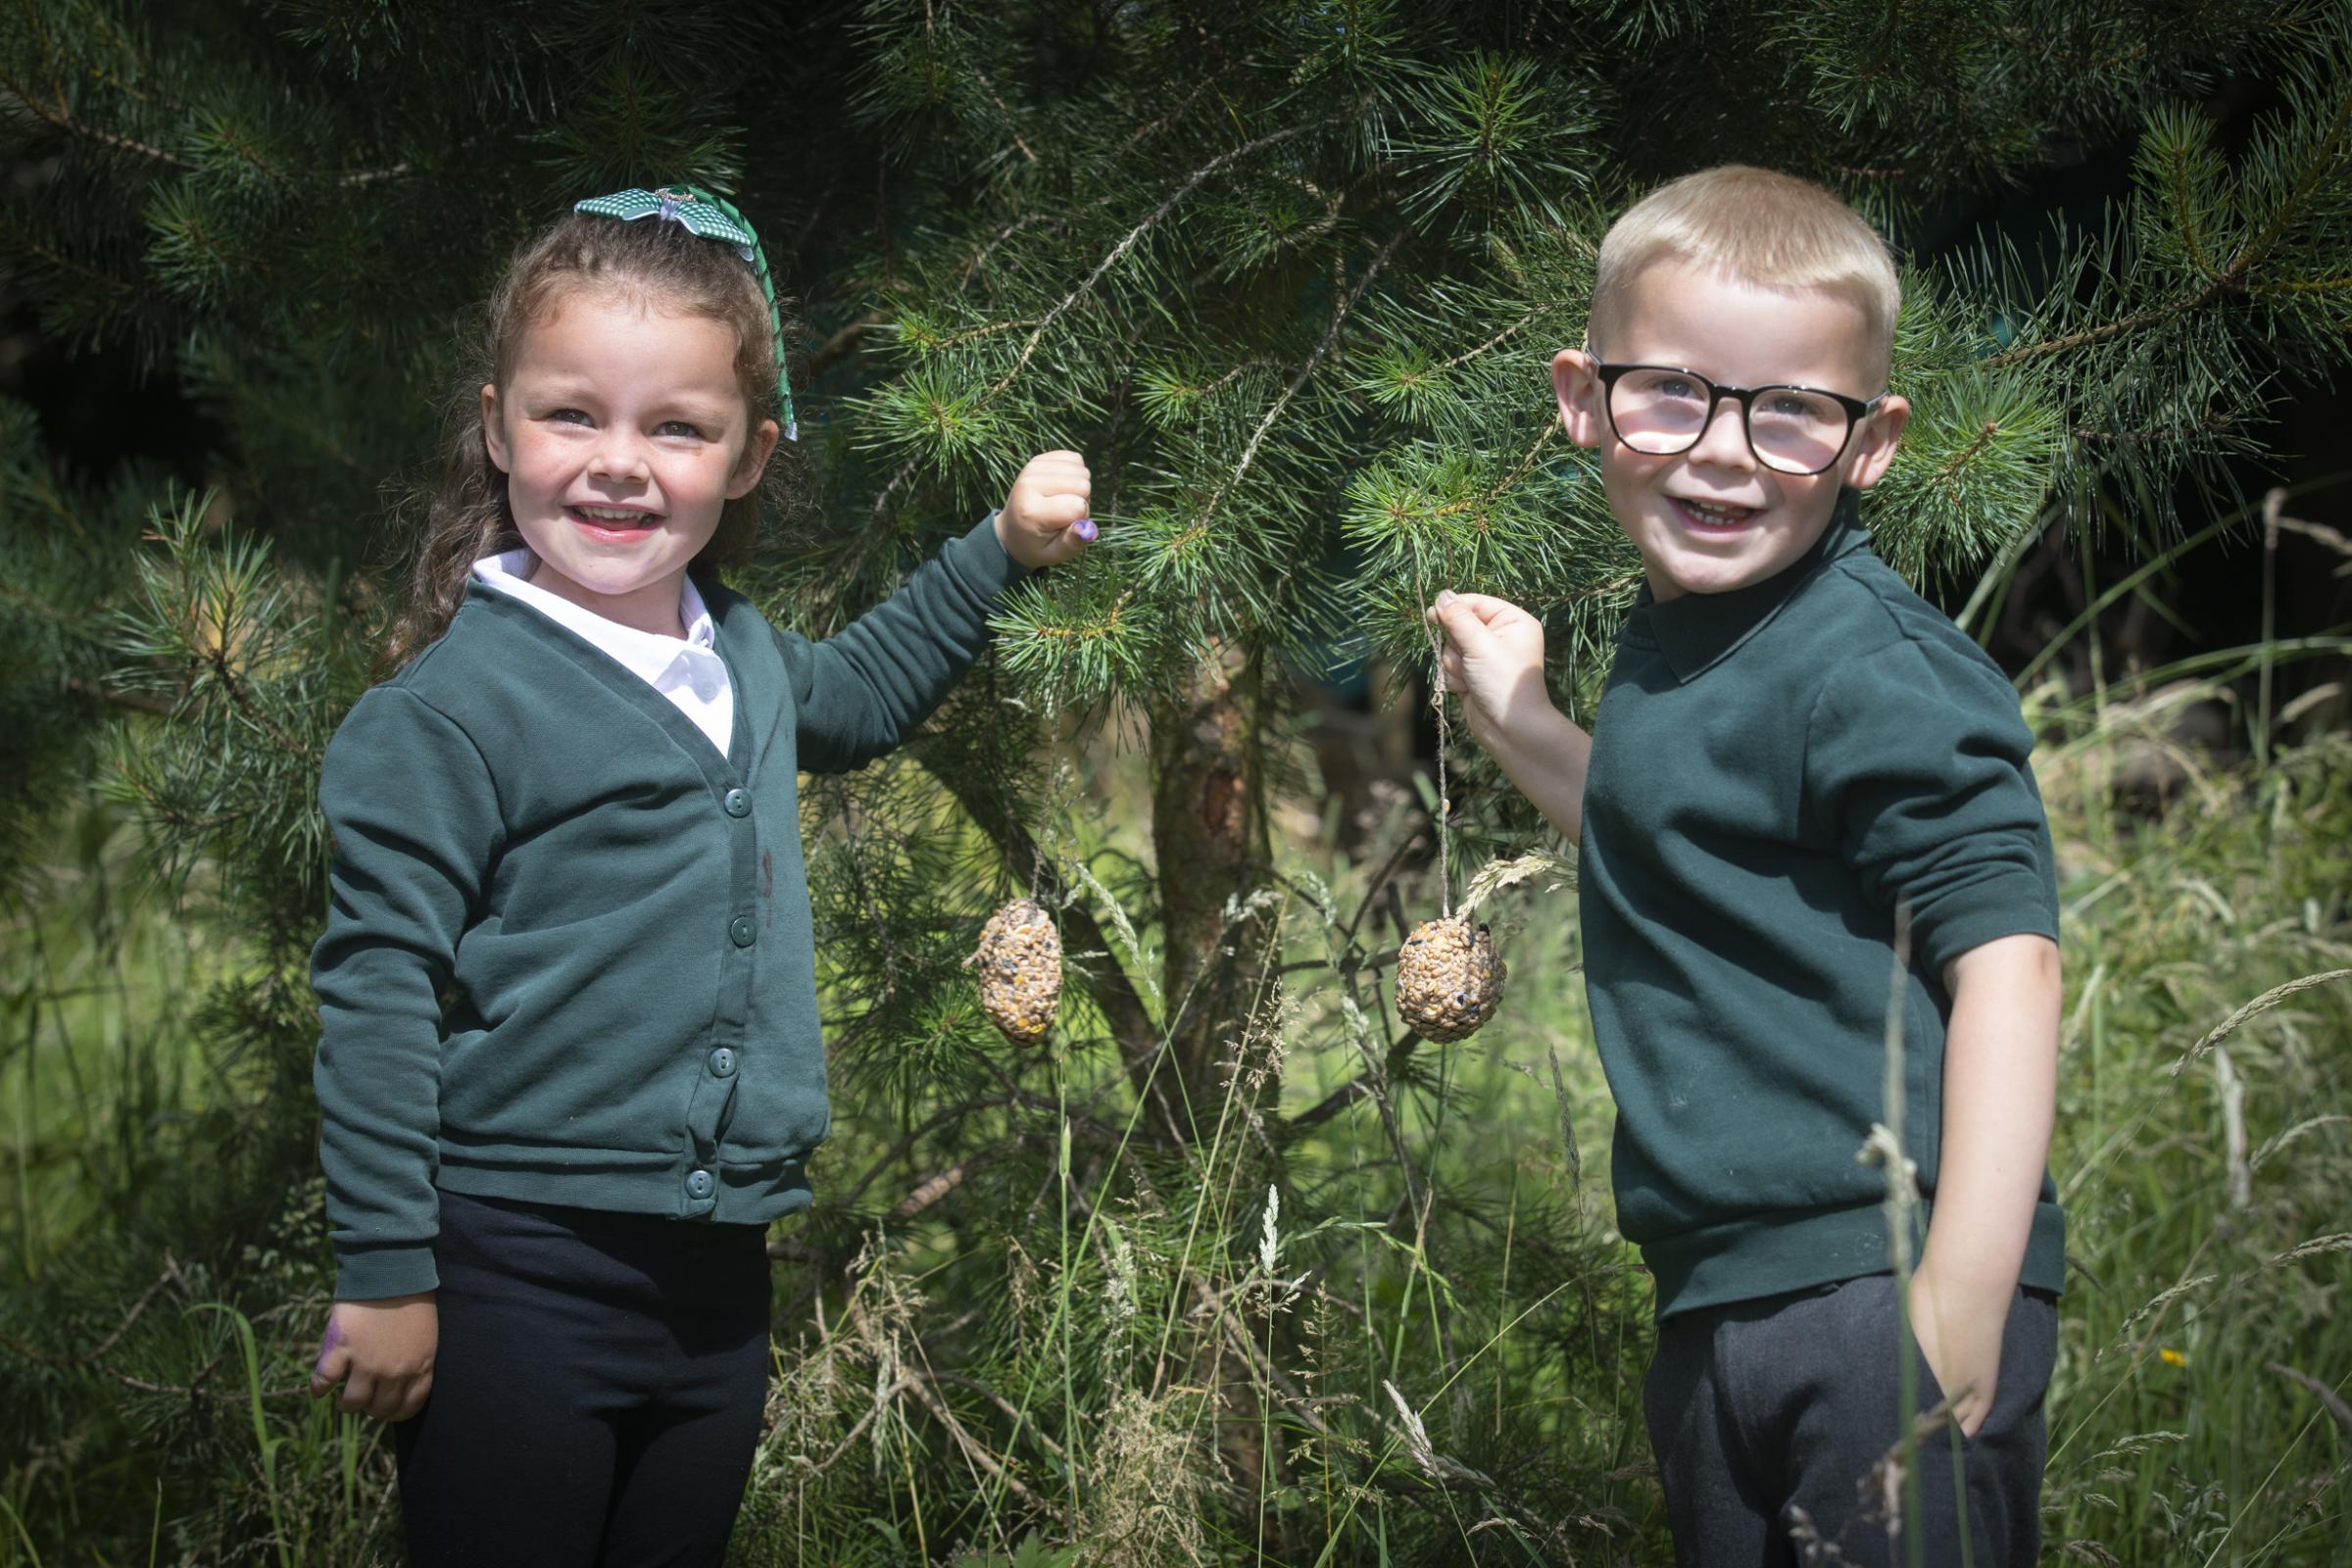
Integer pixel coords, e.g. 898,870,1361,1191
1642,1272,2059,1567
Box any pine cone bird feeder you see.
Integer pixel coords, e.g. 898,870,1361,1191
973,898,1062,1046
1395,916,1505,1043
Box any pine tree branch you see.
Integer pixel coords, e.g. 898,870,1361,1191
110,769,248,835
2072,408,2235,444
978,115,1347,405
1287,986,1430,1133
956,212,1061,288
0,1254,307,1402
2229,82,2352,287
929,317,1045,348
891,1149,1004,1219
1570,572,1644,601
1435,306,1544,373
1128,56,1256,146
868,115,1348,521
863,449,930,524
2252,272,2352,294
1985,273,2242,367
0,1255,182,1369
925,1370,1068,1459
1992,86,2352,369
0,60,195,168
1430,424,1557,524
18,239,143,308
338,161,413,187
801,1373,919,1474
808,316,880,377
1932,418,2002,504
67,676,175,717
196,116,289,187
835,1093,1018,1210
2162,129,2223,284
907,1374,1044,1504
1188,227,1409,536
203,646,321,767
1019,584,1138,643
968,63,1036,163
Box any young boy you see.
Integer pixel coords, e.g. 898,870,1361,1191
1432,166,2064,1565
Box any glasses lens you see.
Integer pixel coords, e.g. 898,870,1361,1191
1748,387,1851,474
1607,368,1711,454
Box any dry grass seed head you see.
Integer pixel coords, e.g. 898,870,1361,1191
1076,1389,1212,1568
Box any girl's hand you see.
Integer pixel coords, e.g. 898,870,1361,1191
1427,590,1549,748
996,451,1095,568
310,1294,438,1422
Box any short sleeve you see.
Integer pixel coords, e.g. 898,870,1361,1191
1802,633,2058,976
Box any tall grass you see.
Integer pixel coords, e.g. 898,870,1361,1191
4,692,2349,1564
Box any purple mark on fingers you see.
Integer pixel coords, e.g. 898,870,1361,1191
1072,517,1098,543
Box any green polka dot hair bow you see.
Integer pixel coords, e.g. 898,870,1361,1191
573,186,797,441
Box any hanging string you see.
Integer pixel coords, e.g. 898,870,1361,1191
1412,542,1454,921
1028,693,1079,906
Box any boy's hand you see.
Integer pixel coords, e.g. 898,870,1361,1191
310,1294,437,1422
996,451,1095,569
1907,1264,2006,1437
1427,590,1548,748
1426,587,1593,841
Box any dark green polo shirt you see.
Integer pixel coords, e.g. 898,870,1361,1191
311,515,1025,1300
1580,492,2065,1317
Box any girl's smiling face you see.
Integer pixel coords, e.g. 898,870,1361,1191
1552,259,1908,602
482,289,777,637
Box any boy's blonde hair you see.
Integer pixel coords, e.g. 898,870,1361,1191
1589,166,1901,383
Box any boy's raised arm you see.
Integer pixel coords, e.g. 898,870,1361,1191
1431,590,1592,842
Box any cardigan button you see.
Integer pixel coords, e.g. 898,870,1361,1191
729,915,757,948
685,1168,714,1200
709,1047,737,1078
723,788,752,817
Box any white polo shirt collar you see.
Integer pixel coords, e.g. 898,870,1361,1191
470,551,735,755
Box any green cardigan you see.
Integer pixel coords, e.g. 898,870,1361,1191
1580,493,2065,1317
311,515,1026,1300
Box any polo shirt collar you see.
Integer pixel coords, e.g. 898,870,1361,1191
1633,489,1868,684
469,551,719,682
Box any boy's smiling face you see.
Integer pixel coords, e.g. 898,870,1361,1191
1554,259,1909,602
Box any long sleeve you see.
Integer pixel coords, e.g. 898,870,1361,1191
1801,632,2058,977
780,513,1029,773
310,686,503,1299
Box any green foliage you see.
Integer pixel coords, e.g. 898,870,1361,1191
1389,53,1594,229
2028,730,2352,1565
10,722,2350,1563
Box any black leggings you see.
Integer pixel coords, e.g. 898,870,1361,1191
392,1188,772,1567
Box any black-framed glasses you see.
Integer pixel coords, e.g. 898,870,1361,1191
1593,363,1886,476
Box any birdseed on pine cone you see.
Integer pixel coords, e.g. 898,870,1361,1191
1395,916,1505,1043
973,897,1062,1046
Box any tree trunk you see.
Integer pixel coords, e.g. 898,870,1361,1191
1148,644,1280,1139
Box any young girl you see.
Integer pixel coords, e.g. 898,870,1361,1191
305,187,1092,1563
